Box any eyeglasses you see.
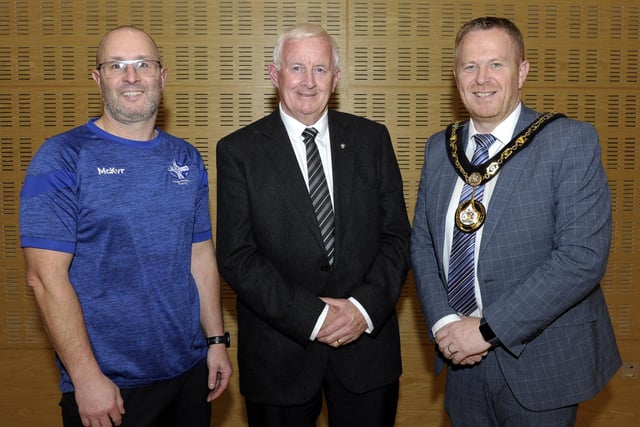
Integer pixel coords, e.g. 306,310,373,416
97,59,162,77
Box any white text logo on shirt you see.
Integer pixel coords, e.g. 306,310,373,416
97,167,125,175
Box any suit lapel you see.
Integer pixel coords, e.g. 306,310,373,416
430,133,460,264
328,111,354,264
479,107,539,255
259,112,327,251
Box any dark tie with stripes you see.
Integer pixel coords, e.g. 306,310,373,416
303,127,335,266
447,133,496,315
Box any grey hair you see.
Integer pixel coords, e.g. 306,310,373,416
272,23,340,71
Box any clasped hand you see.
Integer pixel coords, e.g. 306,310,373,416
435,316,490,365
316,297,368,348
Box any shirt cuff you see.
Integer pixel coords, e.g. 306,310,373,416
309,296,374,340
310,304,329,340
431,314,462,338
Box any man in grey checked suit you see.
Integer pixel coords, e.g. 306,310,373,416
410,16,621,426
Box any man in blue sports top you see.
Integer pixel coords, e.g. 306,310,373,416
20,26,232,427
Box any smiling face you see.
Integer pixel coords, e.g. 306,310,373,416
92,27,167,126
454,27,529,133
269,35,340,125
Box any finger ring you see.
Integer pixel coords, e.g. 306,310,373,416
336,338,343,346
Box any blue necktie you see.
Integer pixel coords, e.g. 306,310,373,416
447,133,496,315
303,127,335,266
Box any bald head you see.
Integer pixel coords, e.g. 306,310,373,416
96,26,161,66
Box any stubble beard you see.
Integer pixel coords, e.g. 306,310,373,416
101,81,162,125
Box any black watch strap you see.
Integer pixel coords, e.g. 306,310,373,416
207,332,230,348
479,318,500,347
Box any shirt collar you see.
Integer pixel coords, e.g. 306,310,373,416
469,102,521,148
279,104,329,145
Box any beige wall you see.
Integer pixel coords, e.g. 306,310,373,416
1,1,638,425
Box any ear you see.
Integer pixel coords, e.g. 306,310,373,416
518,60,530,89
268,63,279,88
91,69,101,87
160,67,168,91
331,69,341,92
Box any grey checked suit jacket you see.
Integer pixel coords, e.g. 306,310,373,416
410,105,621,411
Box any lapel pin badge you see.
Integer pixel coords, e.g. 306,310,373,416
340,144,346,149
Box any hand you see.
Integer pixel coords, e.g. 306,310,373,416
316,297,368,348
458,353,488,365
206,344,233,402
73,373,125,426
435,317,491,365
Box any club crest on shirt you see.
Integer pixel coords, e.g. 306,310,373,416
168,160,190,185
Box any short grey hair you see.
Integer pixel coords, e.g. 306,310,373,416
272,23,340,71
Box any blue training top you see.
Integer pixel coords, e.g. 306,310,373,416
20,119,210,392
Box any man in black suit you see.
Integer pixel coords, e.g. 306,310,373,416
216,23,410,427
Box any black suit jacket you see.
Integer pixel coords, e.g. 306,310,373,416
216,110,410,405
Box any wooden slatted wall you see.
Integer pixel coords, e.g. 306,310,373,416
0,1,638,425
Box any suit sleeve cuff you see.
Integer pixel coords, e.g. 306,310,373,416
349,297,374,334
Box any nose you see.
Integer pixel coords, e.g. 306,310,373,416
302,69,316,88
122,64,141,82
474,65,491,84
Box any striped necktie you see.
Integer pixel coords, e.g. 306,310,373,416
447,133,496,315
303,127,335,266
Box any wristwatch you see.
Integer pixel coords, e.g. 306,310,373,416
479,318,500,347
207,332,231,348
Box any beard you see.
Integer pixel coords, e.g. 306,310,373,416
100,81,162,125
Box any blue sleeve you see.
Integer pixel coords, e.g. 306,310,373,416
192,153,213,243
20,137,79,253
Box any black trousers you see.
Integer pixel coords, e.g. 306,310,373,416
60,362,211,427
246,361,399,427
